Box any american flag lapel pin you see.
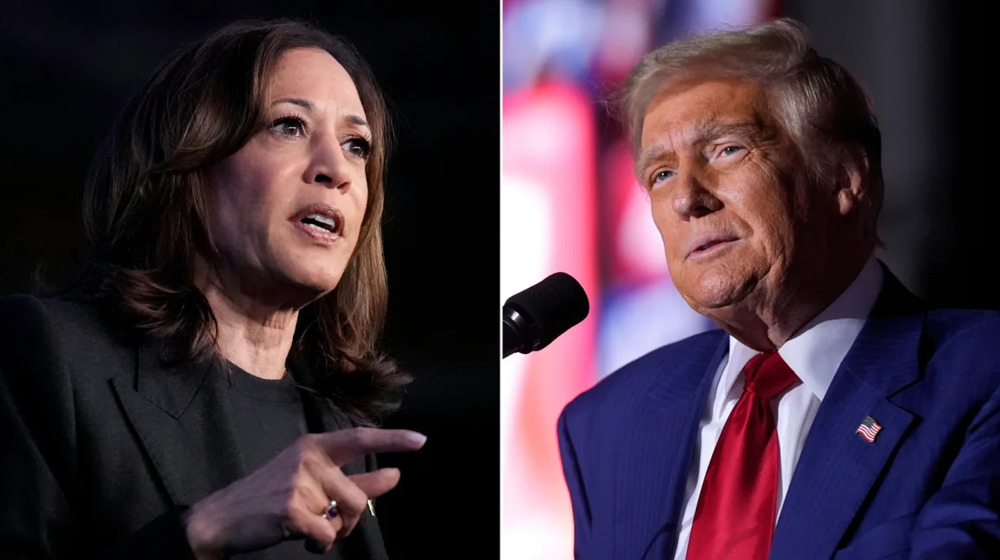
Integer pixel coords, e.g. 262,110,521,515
856,414,883,443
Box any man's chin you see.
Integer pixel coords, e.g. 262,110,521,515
682,280,759,319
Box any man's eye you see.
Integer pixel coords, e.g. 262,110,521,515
720,145,744,156
651,169,675,187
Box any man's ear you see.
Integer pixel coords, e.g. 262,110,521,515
835,148,869,217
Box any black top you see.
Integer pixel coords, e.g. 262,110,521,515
226,364,317,559
227,363,308,474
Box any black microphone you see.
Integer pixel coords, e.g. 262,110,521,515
502,272,589,358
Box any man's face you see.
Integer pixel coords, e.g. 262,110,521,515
636,79,833,324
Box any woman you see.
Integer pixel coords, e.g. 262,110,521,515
0,18,426,559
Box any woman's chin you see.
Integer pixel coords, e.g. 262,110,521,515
284,270,343,299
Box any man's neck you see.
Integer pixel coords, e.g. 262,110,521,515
718,248,876,352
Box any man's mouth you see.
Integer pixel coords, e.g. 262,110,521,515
687,234,740,258
695,239,727,252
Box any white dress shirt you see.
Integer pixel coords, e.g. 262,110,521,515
672,255,883,559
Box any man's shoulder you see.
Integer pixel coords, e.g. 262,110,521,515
925,306,1000,337
561,328,726,420
921,307,1000,375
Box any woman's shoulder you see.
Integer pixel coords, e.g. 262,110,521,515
0,293,129,358
0,292,102,329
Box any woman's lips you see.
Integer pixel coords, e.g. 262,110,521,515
291,203,345,245
293,219,341,244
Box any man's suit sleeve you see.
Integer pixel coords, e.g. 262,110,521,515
558,404,591,560
0,296,197,559
909,382,1000,558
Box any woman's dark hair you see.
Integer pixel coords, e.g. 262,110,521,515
78,18,409,426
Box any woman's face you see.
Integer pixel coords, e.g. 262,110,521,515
204,47,371,304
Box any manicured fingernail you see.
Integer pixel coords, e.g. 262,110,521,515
407,431,428,447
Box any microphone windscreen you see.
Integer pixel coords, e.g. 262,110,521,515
504,272,589,350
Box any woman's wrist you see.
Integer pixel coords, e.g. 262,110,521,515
181,503,223,560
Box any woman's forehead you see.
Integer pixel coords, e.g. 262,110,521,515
265,47,365,115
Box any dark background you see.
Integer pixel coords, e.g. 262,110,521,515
785,0,999,311
0,1,498,559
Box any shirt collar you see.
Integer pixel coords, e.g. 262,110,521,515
725,254,883,401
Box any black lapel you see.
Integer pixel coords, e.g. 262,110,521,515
110,345,247,507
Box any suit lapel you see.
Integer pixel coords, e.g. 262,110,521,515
111,345,247,507
614,334,729,559
770,269,923,560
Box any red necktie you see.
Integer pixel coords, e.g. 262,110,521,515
686,352,801,560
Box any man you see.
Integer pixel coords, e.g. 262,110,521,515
557,18,1000,560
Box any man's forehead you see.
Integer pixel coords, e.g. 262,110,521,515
643,79,760,125
639,81,766,148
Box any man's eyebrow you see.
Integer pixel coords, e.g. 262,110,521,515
271,97,370,131
700,121,761,142
634,119,761,176
635,145,673,179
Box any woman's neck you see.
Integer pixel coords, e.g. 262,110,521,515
195,266,299,380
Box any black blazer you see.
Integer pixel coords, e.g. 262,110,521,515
0,294,388,559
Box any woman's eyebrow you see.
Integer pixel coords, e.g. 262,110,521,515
272,97,314,111
271,97,370,131
345,114,370,131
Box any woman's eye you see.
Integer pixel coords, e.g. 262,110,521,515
344,137,372,160
272,116,306,137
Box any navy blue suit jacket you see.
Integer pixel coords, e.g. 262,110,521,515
558,269,1000,559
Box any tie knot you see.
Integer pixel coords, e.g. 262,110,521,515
742,352,800,402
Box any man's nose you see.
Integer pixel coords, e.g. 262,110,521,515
672,169,722,219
